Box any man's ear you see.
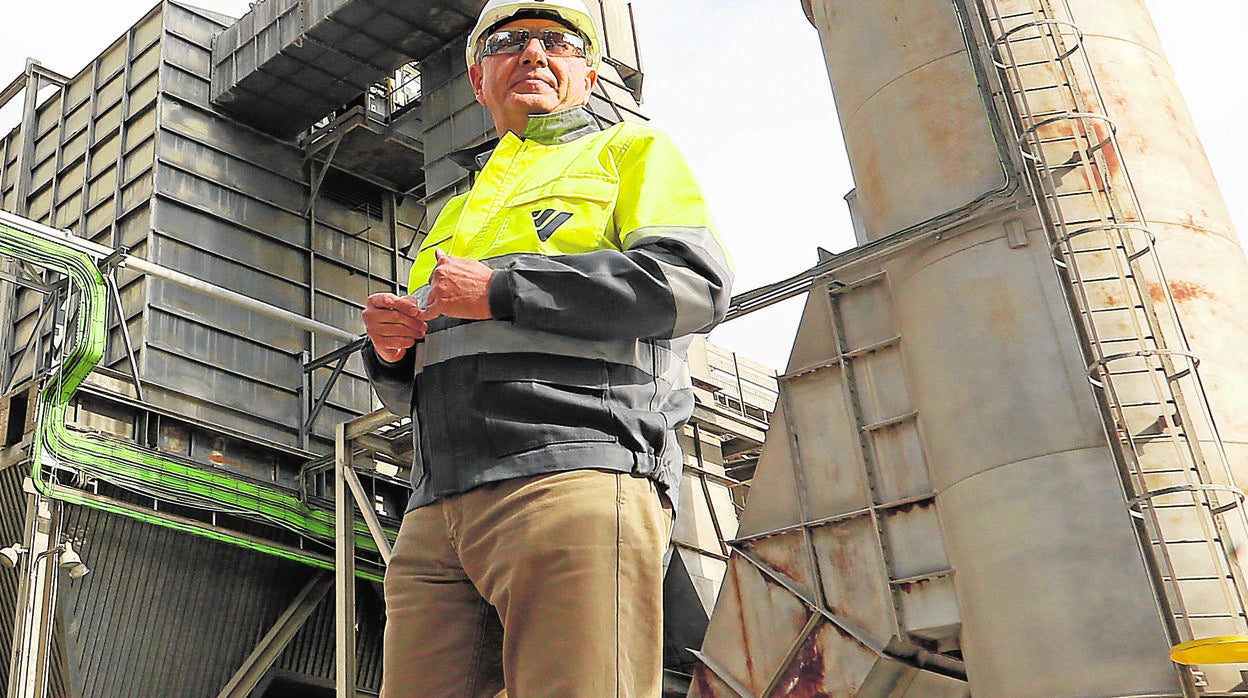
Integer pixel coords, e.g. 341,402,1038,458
585,68,598,95
469,63,486,105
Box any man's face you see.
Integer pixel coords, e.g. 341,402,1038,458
469,17,597,132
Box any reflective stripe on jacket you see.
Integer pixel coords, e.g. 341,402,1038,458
365,107,733,512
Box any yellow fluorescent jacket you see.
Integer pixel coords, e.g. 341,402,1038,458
367,107,733,511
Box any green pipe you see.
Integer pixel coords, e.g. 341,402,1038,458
0,215,391,580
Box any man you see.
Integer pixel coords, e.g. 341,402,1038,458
361,1,732,695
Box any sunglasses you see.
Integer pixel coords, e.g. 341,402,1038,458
480,29,588,60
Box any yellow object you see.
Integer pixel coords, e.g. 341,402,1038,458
1169,636,1248,664
409,111,723,294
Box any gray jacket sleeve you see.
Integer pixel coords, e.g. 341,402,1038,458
486,128,733,341
362,343,415,416
486,232,732,341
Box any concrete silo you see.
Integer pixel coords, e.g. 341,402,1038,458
693,0,1248,695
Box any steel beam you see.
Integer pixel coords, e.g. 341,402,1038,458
215,572,334,698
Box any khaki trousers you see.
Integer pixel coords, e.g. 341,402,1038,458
381,469,673,698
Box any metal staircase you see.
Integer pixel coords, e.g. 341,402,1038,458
976,0,1248,689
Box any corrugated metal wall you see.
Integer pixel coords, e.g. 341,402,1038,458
273,579,385,688
54,500,380,696
147,1,417,448
0,465,74,698
0,5,163,389
0,2,421,454
1,464,25,694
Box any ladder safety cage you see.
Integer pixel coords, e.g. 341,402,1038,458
974,0,1248,679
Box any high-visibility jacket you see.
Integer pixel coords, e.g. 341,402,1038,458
365,107,733,512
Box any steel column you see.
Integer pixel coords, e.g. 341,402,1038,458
5,482,61,698
334,420,358,698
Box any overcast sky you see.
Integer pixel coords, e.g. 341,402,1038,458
2,0,1243,371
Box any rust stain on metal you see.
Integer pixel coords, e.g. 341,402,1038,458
888,498,934,516
1150,280,1213,304
728,564,757,682
783,641,830,698
693,667,716,697
766,554,800,587
750,532,808,588
895,579,920,594
1182,212,1215,235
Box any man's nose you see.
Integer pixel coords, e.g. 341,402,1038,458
519,38,549,65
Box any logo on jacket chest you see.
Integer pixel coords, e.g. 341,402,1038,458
531,209,573,242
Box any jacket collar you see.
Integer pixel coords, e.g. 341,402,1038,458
520,106,601,145
446,106,602,172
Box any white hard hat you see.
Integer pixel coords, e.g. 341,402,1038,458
466,0,602,70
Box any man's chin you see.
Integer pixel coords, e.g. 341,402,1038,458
507,96,560,114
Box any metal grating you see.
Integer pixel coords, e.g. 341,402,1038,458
210,0,480,138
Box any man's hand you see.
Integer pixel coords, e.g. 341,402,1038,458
420,250,495,321
362,293,427,363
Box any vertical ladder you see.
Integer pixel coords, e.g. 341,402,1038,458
975,0,1248,687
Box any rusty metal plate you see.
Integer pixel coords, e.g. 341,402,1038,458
783,369,872,520
810,517,896,647
739,530,819,602
768,619,880,698
698,552,814,696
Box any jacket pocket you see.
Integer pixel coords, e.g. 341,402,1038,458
476,356,617,458
503,175,619,253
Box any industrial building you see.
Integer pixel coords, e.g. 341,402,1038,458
693,0,1248,696
0,1,771,695
2,0,1248,697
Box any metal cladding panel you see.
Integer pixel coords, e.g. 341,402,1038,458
767,621,880,697
703,261,970,693
786,280,840,373
805,0,1005,240
891,220,1108,487
938,450,1177,696
0,4,160,393
696,553,815,696
54,503,347,697
734,400,804,538
138,1,421,448
739,531,819,603
782,369,870,520
809,517,895,645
